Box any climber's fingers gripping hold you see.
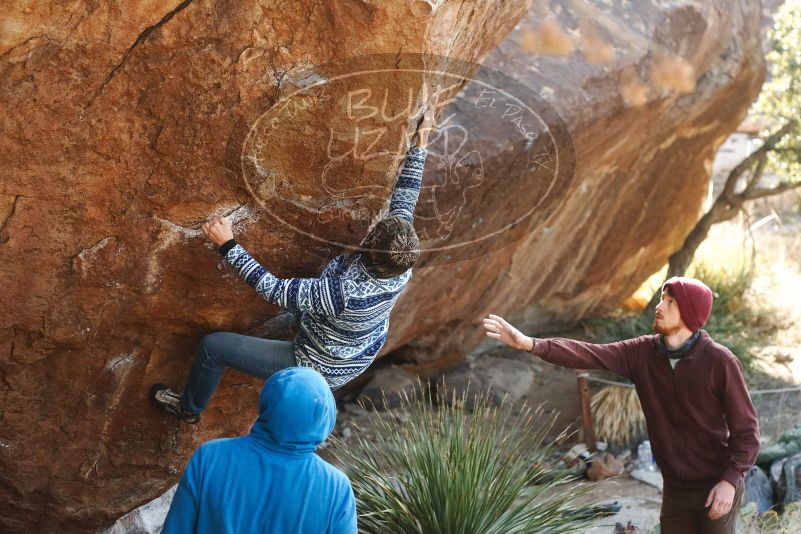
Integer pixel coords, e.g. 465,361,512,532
414,105,436,148
201,216,234,247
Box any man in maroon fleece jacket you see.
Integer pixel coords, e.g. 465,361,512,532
483,276,759,534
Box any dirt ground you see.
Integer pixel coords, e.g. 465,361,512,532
576,477,662,533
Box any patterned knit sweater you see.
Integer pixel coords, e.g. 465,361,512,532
219,145,428,388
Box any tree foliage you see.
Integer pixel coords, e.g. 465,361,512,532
753,0,801,181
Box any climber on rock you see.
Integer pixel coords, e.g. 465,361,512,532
150,107,435,423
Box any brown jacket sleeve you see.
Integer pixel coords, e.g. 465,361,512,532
719,356,760,487
530,336,645,380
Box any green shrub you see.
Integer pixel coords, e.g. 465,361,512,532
331,387,598,534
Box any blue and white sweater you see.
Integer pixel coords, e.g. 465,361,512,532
220,145,428,388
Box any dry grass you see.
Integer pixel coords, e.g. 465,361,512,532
623,215,801,377
738,502,801,533
590,386,646,448
746,218,801,383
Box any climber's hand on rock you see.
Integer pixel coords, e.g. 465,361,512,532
414,106,436,148
201,216,234,247
482,314,534,351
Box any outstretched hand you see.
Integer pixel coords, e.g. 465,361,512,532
201,216,234,247
482,314,534,352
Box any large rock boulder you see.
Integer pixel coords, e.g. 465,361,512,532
357,366,419,410
0,0,532,531
442,357,537,407
385,0,767,364
0,0,768,531
97,486,176,534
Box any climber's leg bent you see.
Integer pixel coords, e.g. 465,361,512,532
151,332,296,422
179,331,297,414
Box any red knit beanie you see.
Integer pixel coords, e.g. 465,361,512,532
661,276,714,331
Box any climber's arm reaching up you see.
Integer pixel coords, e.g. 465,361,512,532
198,108,435,313
201,218,347,316
387,145,428,223
387,107,434,223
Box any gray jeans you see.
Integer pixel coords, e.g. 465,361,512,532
180,332,297,414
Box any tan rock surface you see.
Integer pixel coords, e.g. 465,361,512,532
0,0,531,531
0,0,767,531
386,0,767,365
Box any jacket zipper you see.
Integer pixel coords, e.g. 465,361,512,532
668,356,684,481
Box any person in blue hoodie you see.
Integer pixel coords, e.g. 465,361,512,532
161,367,357,534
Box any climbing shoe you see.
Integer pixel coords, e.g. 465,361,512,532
150,384,200,424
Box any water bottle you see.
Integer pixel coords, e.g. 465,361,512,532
637,440,654,471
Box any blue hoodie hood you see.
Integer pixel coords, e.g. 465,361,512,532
249,367,336,455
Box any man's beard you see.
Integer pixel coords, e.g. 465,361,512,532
652,318,680,336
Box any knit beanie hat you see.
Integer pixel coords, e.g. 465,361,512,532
361,216,420,278
661,276,714,331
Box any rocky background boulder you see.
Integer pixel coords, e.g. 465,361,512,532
387,0,767,365
0,0,765,531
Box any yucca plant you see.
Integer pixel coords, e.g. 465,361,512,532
330,385,599,534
